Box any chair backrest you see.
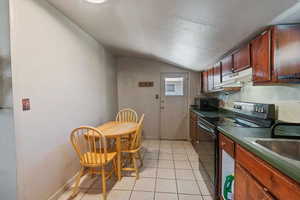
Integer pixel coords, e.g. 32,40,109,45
70,126,108,166
116,108,138,123
130,114,145,150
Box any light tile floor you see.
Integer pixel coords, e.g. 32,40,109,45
58,140,213,200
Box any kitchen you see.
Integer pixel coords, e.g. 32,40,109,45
1,0,300,200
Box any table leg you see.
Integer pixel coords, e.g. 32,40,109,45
116,137,121,181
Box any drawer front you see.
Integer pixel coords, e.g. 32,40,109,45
219,134,235,157
236,144,300,200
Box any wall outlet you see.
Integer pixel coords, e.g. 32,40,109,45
22,98,30,111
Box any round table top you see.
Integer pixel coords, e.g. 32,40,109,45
93,121,138,138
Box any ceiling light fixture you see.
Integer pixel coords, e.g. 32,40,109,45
84,0,107,4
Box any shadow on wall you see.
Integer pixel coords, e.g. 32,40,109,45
0,0,17,199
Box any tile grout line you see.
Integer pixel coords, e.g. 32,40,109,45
174,151,180,200
189,146,207,200
153,141,161,200
79,177,98,200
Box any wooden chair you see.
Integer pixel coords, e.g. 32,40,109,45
116,108,138,148
70,126,117,200
121,114,145,179
116,108,138,123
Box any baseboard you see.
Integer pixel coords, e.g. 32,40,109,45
47,172,78,200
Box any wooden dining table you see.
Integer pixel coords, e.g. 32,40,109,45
91,121,138,180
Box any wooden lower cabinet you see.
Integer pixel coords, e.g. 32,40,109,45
236,144,300,200
218,133,300,200
190,111,197,145
235,163,274,200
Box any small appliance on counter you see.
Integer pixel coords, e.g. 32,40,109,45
194,97,219,111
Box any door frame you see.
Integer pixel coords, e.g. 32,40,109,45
159,72,190,140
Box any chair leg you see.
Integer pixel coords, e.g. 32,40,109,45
132,153,139,180
112,157,118,177
71,167,84,197
101,166,107,200
138,151,143,167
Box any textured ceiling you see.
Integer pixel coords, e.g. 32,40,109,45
46,0,299,71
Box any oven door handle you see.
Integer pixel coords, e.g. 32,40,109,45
197,121,215,134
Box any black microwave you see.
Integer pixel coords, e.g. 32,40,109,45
194,97,219,111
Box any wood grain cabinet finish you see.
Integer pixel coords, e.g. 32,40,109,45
201,71,208,93
251,30,272,83
219,134,235,158
208,68,214,91
233,44,251,72
273,24,300,83
213,62,221,89
190,112,198,145
235,163,274,200
236,144,300,200
221,55,233,77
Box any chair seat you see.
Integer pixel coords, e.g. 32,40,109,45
80,152,117,166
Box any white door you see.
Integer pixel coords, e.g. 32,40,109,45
160,72,189,140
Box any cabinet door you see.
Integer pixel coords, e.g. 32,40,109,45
208,68,214,91
213,62,221,89
190,112,197,144
235,164,274,200
233,44,251,72
273,24,300,83
236,144,300,200
252,30,272,83
221,55,233,77
202,71,208,93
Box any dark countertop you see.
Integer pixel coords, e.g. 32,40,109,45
191,108,300,184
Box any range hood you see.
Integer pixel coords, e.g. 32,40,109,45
217,68,253,88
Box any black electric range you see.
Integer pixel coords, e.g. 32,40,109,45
194,101,275,199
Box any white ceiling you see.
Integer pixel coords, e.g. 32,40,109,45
46,0,300,71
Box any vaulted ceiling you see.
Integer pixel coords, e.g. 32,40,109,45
47,0,300,71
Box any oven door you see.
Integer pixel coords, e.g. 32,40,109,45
196,120,218,196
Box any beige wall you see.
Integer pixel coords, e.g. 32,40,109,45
218,83,300,122
9,0,118,199
117,57,200,139
0,0,17,199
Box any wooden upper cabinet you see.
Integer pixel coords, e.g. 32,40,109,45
201,71,208,93
233,44,251,72
273,24,300,83
208,68,214,91
213,62,221,89
251,30,272,83
221,55,233,77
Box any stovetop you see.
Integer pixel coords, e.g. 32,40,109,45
218,116,262,128
201,116,262,128
197,101,276,129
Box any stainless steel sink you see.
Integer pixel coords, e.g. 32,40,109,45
252,139,300,161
